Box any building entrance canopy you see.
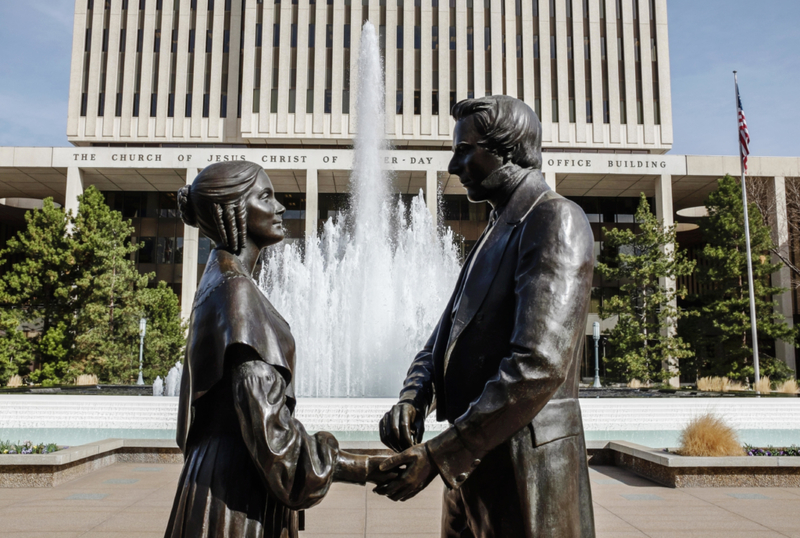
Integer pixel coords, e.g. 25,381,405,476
2,147,799,212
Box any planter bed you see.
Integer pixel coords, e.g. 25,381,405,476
0,438,182,487
3,437,800,489
588,440,800,487
0,439,391,488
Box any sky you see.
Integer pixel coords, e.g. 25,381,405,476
0,0,798,157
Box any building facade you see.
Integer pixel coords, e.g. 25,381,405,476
67,0,672,152
0,0,797,379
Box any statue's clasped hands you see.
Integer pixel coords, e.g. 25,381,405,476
372,402,439,502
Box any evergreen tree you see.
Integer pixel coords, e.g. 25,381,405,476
71,187,150,383
0,199,77,385
0,309,34,385
0,187,186,385
597,194,696,383
694,175,795,381
139,281,185,380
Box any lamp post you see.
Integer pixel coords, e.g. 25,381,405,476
592,321,601,388
137,317,146,385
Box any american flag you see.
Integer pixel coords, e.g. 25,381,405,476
736,81,750,172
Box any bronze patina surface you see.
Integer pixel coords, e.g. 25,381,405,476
166,162,391,538
379,96,597,537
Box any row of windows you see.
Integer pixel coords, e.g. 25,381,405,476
78,0,664,129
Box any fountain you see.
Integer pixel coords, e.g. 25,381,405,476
259,21,461,397
152,376,164,397
164,362,182,397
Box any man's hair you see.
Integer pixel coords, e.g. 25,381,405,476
451,95,542,170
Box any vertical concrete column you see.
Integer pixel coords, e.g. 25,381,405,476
544,171,557,192
305,168,319,240
65,167,85,217
426,170,439,223
181,168,201,322
769,176,796,373
655,173,679,387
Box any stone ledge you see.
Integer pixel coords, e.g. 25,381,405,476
0,439,181,488
3,438,799,488
590,440,800,487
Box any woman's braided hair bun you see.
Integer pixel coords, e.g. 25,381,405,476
177,185,198,227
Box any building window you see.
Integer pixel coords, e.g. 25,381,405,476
138,237,155,264
198,237,212,264
157,237,175,264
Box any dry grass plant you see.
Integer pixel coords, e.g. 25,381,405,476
696,376,714,391
677,413,745,457
6,375,22,388
76,374,98,386
775,379,799,394
696,376,746,393
754,376,772,394
627,379,644,389
726,378,747,392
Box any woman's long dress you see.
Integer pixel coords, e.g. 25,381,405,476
165,250,338,538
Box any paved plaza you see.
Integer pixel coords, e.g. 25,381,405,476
0,462,799,537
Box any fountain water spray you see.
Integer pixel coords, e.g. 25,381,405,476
164,362,182,397
152,376,164,397
259,22,461,397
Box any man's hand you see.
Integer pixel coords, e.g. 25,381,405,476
373,444,438,502
379,402,425,452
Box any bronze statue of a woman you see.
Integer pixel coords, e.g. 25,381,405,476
165,162,391,537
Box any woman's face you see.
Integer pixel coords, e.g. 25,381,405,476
245,170,286,248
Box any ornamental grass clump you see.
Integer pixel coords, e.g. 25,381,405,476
6,375,22,388
775,379,799,394
627,379,644,389
677,414,745,457
76,374,98,386
754,375,772,394
696,376,745,393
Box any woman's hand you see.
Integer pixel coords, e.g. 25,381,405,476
366,455,400,485
334,451,399,485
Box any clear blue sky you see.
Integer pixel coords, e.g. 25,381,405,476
0,0,798,156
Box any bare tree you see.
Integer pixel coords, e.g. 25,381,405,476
746,176,800,288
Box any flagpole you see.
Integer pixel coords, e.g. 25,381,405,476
734,71,761,390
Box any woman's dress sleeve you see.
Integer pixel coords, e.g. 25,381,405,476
232,359,339,510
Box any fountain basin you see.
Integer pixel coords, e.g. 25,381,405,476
1,395,799,448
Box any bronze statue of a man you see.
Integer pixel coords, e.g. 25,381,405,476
378,96,596,537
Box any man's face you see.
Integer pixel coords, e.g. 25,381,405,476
448,116,505,203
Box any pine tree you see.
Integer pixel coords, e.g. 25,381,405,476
71,187,149,383
694,175,795,381
0,199,77,385
0,308,34,385
139,281,185,381
0,187,186,385
71,187,186,384
596,194,696,383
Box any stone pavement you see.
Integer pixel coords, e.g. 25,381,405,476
1,463,800,537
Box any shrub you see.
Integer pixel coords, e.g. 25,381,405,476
0,440,61,455
677,414,745,457
745,445,800,456
775,379,799,394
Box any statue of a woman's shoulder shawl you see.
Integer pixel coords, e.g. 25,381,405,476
176,249,296,452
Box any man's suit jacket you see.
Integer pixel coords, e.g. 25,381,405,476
398,168,595,537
